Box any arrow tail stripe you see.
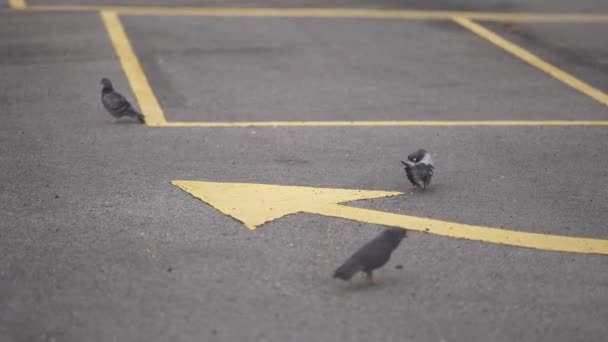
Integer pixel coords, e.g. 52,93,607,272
311,204,608,255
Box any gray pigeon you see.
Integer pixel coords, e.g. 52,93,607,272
101,78,145,123
333,228,407,285
401,149,434,190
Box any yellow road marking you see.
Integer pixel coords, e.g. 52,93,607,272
100,11,167,126
17,5,608,23
8,0,26,9
454,17,608,107
173,180,608,255
313,204,608,255
172,180,401,229
159,120,608,127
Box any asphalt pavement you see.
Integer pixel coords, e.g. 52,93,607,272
1,1,607,342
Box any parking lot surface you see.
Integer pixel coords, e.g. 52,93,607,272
1,1,607,341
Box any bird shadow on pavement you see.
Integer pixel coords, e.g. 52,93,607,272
329,274,409,296
106,119,144,125
409,186,437,197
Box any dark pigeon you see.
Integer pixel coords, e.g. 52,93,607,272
401,149,434,190
101,78,145,123
333,228,407,285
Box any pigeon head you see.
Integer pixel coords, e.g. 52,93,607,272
383,228,407,245
100,78,113,90
407,149,427,163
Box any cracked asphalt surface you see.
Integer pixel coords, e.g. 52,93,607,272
1,1,607,341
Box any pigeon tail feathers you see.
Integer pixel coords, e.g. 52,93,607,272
333,257,363,281
127,109,145,124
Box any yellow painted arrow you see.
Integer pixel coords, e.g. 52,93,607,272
172,180,608,255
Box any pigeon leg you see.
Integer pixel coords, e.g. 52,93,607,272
366,272,380,286
408,185,417,191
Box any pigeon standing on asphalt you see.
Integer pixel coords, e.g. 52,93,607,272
100,78,145,123
333,228,407,285
401,149,434,190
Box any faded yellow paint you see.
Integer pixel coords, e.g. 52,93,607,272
160,120,608,127
20,5,608,23
100,11,167,126
454,17,608,107
171,180,402,230
8,0,26,9
173,180,608,255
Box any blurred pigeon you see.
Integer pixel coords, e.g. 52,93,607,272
333,228,407,285
100,78,145,123
401,149,434,190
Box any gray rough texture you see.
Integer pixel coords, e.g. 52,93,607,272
24,0,608,12
125,15,607,122
1,1,608,342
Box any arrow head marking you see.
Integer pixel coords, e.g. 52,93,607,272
172,180,403,230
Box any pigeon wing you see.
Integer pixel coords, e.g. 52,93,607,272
350,233,397,272
353,246,392,273
402,162,421,187
423,164,434,187
102,91,132,118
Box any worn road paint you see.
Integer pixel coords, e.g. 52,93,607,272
16,6,608,23
454,17,608,107
100,11,167,126
173,180,608,255
8,0,26,9
160,120,608,128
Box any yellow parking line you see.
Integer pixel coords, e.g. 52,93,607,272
454,17,608,107
158,120,608,127
19,5,608,23
8,0,26,9
100,11,167,126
